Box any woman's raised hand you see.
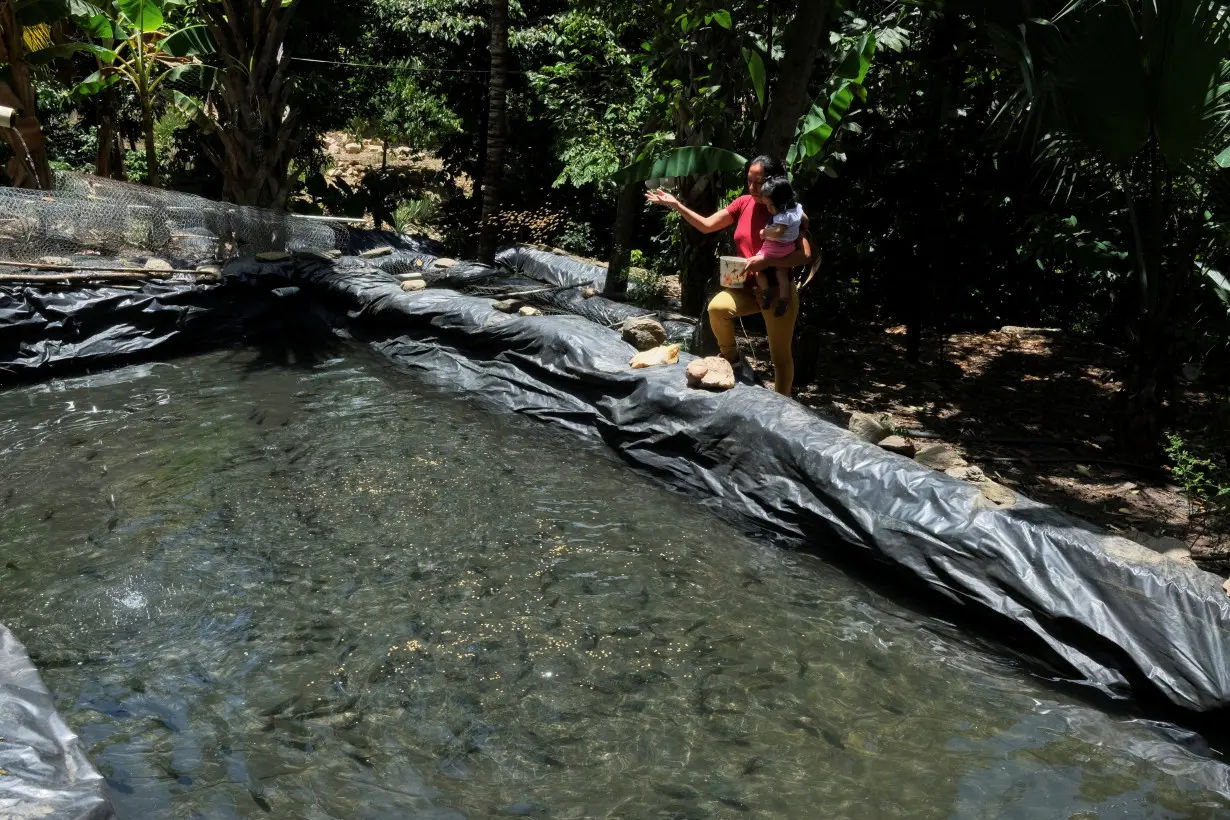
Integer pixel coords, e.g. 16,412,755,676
645,188,680,209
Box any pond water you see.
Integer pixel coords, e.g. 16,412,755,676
0,347,1227,819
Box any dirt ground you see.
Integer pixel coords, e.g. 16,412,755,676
732,321,1229,575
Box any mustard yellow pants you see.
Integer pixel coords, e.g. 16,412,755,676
707,281,799,396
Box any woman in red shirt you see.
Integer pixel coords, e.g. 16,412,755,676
645,155,814,395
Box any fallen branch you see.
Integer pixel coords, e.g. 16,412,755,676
493,280,595,299
0,259,205,278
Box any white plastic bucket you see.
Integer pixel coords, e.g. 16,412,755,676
719,256,747,289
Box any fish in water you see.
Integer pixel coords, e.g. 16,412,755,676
654,783,700,800
741,756,768,776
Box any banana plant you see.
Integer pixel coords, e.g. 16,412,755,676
786,32,876,172
613,32,877,184
67,0,215,186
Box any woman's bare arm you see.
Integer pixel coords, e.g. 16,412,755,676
645,189,734,234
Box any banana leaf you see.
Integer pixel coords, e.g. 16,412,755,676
69,68,121,98
117,0,163,33
26,41,116,64
787,33,876,167
162,24,216,57
613,146,748,184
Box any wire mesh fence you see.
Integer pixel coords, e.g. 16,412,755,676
0,173,349,267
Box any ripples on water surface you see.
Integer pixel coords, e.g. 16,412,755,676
0,348,1227,819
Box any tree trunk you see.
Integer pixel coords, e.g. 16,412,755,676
604,181,641,299
1119,148,1174,457
678,173,720,317
141,99,159,186
201,0,304,208
477,0,509,266
94,85,125,178
754,0,835,160
0,2,51,189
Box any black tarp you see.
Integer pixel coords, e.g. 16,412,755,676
495,246,695,341
345,228,446,257
358,248,697,342
276,257,1230,722
0,277,278,380
0,626,111,819
495,245,611,289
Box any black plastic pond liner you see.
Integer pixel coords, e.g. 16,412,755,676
360,248,696,342
0,277,279,381
270,256,1230,723
496,245,610,289
496,245,695,341
345,227,446,257
0,626,111,819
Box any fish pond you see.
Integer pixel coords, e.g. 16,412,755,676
1,348,1227,819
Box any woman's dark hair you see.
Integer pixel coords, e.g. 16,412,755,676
762,175,797,212
749,154,787,178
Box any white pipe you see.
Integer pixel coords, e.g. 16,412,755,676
0,106,17,129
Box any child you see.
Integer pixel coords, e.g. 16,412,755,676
747,175,804,317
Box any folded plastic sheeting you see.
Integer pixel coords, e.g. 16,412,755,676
495,246,695,341
282,257,1230,723
0,626,112,820
496,245,611,289
345,228,445,257
0,278,276,381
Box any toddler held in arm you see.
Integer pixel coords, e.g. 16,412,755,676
746,175,804,317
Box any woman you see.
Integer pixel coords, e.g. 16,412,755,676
645,155,813,395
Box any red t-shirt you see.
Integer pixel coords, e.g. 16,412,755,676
726,194,770,258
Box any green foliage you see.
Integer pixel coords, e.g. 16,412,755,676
393,197,441,232
557,219,596,255
522,8,655,193
627,266,668,309
373,0,487,43
124,147,154,182
614,145,748,184
788,32,877,169
1206,268,1230,316
153,108,187,148
35,82,98,173
348,74,462,153
1165,432,1230,517
116,0,165,32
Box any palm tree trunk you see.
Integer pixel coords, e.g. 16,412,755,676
604,181,641,299
477,0,509,266
200,0,303,208
754,0,835,160
1120,147,1174,456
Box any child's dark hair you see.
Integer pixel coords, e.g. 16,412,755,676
762,175,797,212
